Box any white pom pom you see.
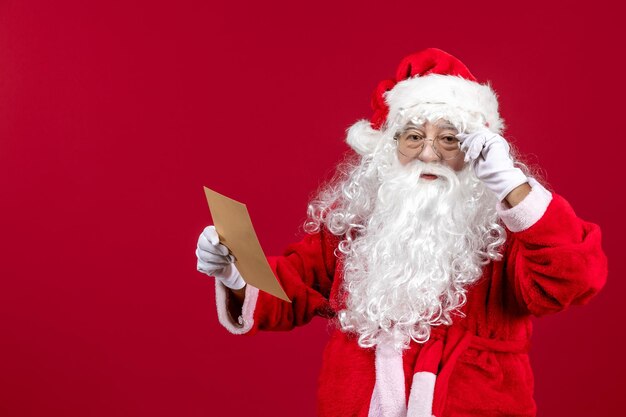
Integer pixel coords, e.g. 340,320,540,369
346,120,382,156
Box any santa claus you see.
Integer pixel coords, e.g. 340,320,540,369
196,48,607,417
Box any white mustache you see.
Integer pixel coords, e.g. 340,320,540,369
412,161,457,178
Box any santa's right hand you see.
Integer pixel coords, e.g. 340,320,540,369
196,226,245,289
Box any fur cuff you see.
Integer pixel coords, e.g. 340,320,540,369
215,281,259,335
496,178,553,232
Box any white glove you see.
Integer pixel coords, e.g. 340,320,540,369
457,129,529,201
196,226,246,290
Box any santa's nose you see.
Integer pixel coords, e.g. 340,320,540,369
418,141,440,163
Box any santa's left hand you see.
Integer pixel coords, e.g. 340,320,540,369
457,129,529,201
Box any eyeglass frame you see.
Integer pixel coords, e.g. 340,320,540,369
393,130,463,161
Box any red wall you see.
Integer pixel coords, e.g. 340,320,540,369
1,1,623,416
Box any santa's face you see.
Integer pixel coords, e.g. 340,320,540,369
395,119,466,173
335,133,502,349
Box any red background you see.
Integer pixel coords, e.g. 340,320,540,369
1,1,624,416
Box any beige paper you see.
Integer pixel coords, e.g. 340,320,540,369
203,187,291,303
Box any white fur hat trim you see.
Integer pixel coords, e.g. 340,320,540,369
384,74,503,134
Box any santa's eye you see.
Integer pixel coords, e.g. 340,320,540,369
406,133,424,141
441,136,459,144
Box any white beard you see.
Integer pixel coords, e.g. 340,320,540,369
337,157,502,350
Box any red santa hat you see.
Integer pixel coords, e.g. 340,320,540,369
347,48,503,155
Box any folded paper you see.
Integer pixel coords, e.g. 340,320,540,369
203,187,291,303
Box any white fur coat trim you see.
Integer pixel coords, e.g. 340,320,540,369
497,178,553,232
369,342,439,417
215,281,259,335
368,341,407,417
407,371,437,417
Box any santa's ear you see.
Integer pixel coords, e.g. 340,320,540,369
346,120,383,156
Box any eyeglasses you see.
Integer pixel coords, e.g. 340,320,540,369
394,130,462,161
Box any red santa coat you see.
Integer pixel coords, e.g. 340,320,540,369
215,183,607,417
